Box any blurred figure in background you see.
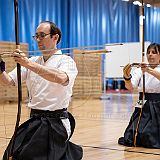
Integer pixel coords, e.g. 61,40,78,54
118,43,160,148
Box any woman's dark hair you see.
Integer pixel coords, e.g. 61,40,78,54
147,43,160,55
40,21,62,44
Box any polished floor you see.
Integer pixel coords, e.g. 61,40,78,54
0,93,160,160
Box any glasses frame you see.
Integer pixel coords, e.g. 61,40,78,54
32,32,51,41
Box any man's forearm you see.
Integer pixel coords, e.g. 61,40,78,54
25,61,68,84
124,80,134,91
0,72,15,86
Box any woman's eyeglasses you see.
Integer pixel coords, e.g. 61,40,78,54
32,32,51,41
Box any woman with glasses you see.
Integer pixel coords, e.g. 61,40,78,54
1,21,83,160
118,43,160,148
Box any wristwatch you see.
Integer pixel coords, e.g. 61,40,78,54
123,74,132,81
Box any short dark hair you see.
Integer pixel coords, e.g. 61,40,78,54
40,21,62,44
147,43,160,55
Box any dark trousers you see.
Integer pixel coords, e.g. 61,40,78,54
3,109,83,160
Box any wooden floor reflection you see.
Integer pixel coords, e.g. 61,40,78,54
0,93,160,159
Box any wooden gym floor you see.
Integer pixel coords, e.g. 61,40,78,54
0,93,160,160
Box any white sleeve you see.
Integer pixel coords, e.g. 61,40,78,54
8,66,28,86
57,56,78,85
8,56,40,86
131,68,142,89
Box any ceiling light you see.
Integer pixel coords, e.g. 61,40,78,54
146,4,151,7
133,1,142,6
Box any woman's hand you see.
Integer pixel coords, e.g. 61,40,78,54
140,62,149,73
123,63,132,79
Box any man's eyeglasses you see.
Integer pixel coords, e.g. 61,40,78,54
32,32,51,41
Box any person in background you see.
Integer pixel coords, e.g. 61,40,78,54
1,21,83,160
118,43,160,148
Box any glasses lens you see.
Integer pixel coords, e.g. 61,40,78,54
33,32,50,41
39,33,46,39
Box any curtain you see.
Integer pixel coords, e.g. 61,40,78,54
145,6,160,43
0,0,69,52
0,0,15,41
0,0,139,52
69,0,139,48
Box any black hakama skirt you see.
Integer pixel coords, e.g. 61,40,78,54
118,93,160,148
3,109,83,160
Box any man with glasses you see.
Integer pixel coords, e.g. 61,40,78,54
2,21,83,160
